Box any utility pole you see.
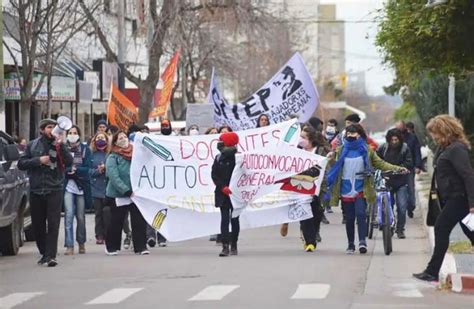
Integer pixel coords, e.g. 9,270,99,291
117,0,126,91
448,73,455,117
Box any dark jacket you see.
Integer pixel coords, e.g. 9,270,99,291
403,132,422,169
377,142,413,190
89,150,108,198
18,135,73,194
211,151,236,208
434,142,474,209
63,143,92,209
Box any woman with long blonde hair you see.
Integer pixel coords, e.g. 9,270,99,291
414,115,474,282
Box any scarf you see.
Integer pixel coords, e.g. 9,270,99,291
219,146,237,159
112,144,133,161
69,144,83,166
327,137,370,191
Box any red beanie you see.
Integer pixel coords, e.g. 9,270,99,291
219,132,239,147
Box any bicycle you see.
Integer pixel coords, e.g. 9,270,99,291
358,170,406,255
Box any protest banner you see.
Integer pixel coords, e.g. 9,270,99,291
130,119,320,241
208,53,319,130
107,83,138,130
154,51,180,117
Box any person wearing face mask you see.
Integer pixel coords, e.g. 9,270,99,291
18,119,73,267
160,119,173,136
325,119,339,143
327,124,407,254
297,126,331,251
212,132,240,257
63,125,92,256
376,129,413,239
105,131,148,255
188,125,200,136
90,132,111,245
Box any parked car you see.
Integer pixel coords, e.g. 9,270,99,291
0,131,31,256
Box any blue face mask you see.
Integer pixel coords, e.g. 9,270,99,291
129,132,136,142
345,136,357,142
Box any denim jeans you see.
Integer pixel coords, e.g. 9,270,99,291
64,191,86,248
407,170,416,211
342,197,367,246
391,185,409,232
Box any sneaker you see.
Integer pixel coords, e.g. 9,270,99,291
105,248,118,256
397,231,406,239
123,235,131,250
219,245,230,257
280,223,289,237
346,245,355,255
359,244,368,254
79,244,86,254
209,235,217,241
305,244,316,252
230,244,238,256
407,209,414,218
137,250,150,255
321,214,330,225
325,206,334,213
147,237,156,248
37,256,48,265
158,240,167,247
315,232,322,243
96,237,104,245
47,258,58,267
342,216,347,224
64,247,74,256
413,272,438,282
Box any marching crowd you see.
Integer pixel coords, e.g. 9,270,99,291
17,113,474,284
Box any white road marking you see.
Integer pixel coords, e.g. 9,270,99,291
392,283,423,298
0,292,44,309
188,285,240,301
85,288,143,305
291,284,331,299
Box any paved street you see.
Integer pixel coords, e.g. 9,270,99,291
1,208,472,309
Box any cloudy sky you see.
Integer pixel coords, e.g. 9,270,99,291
320,0,394,95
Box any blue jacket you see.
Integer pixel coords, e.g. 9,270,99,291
63,143,93,209
89,150,108,198
105,152,132,198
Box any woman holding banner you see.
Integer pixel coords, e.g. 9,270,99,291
105,131,148,256
298,125,331,252
212,132,240,257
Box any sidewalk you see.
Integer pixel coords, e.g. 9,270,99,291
415,173,474,293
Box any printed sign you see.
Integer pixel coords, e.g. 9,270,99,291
208,53,319,130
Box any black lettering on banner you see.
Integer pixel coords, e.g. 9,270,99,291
232,104,240,120
138,165,152,188
256,88,270,111
212,89,222,116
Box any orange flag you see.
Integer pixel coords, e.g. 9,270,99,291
152,51,180,117
107,83,139,130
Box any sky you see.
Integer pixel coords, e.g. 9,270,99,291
320,0,394,96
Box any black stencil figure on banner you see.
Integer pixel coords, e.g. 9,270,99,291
273,66,303,100
288,203,309,220
276,164,323,195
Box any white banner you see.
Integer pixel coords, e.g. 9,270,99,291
130,120,319,241
208,53,319,130
230,145,328,213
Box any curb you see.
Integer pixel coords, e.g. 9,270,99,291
416,176,474,294
446,273,474,294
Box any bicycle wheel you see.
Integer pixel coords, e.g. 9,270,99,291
368,203,376,240
382,195,392,255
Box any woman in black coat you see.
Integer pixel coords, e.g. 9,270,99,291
211,132,240,257
414,115,474,282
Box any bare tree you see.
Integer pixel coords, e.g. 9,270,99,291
3,0,92,138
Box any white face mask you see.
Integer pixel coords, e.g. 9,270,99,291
326,126,336,134
67,135,80,144
189,129,199,136
298,138,309,149
116,139,129,148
